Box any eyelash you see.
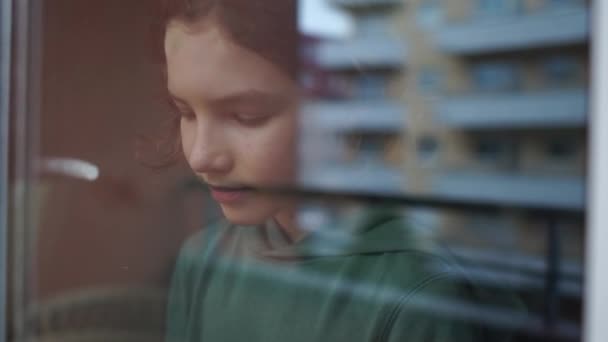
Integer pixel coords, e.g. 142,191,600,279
172,103,195,120
178,111,196,121
176,106,269,127
233,113,269,127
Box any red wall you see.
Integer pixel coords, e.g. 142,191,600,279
35,0,201,300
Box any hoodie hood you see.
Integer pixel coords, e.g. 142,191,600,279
260,206,429,259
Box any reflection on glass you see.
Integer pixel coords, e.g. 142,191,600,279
10,0,588,341
299,0,588,341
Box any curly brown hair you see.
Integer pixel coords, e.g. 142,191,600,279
141,0,298,168
157,0,297,77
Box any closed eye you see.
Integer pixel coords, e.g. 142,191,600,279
177,107,196,120
233,113,271,127
169,98,196,120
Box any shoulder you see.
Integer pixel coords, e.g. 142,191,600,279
379,245,525,342
173,220,232,273
360,213,524,341
362,212,464,276
167,220,232,311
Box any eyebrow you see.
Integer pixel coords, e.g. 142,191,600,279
169,89,292,109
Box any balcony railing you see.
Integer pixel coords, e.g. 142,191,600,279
430,172,584,210
302,100,406,133
436,7,589,54
317,36,406,70
300,163,405,194
437,89,587,129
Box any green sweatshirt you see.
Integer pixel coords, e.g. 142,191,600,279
166,208,521,342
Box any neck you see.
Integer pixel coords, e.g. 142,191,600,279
274,209,307,242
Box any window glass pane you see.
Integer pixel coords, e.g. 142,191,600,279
472,62,521,92
417,135,440,163
543,55,582,87
357,14,388,36
355,74,387,99
417,0,444,29
4,0,592,341
417,67,444,93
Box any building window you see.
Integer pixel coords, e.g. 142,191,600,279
328,76,351,98
356,74,387,99
299,72,315,90
357,14,387,37
300,44,317,62
477,0,521,16
473,138,519,169
417,135,440,162
545,139,577,160
416,0,443,30
346,133,389,161
417,67,443,94
468,213,517,247
543,56,580,87
472,62,521,92
475,140,504,162
359,135,386,158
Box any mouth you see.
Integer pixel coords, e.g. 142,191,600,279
208,184,254,204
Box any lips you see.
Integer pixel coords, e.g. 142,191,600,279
208,185,253,204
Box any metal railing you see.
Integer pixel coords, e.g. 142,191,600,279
262,184,584,341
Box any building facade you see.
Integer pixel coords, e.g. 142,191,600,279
303,0,588,259
299,0,407,194
302,0,589,338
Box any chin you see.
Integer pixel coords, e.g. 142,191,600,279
220,206,274,226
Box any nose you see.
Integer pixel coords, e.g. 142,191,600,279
185,120,233,175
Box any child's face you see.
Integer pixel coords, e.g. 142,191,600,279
164,20,298,226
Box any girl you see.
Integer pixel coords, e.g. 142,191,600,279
159,1,519,341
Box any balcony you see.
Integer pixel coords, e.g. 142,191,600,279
300,163,405,194
302,100,406,133
430,172,584,210
317,37,406,70
437,89,587,129
436,7,589,54
331,0,402,9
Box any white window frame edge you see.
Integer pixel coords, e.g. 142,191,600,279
8,0,42,339
584,0,608,340
0,0,12,340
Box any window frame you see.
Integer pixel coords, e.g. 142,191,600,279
0,0,605,341
0,0,11,340
3,0,43,340
584,0,608,340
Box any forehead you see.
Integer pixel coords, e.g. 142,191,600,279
164,23,293,102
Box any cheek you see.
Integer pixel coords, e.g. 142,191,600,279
180,119,195,159
242,116,297,180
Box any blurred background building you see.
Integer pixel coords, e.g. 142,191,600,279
299,0,589,340
1,0,591,340
299,0,407,194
